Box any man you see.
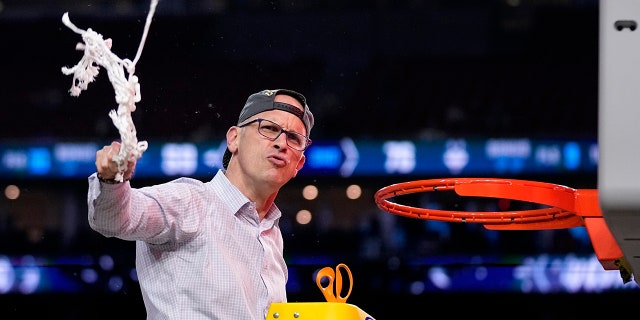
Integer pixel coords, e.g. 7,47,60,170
88,89,314,319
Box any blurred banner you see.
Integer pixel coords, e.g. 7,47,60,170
0,137,598,179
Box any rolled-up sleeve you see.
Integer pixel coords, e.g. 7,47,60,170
87,172,135,238
87,173,203,244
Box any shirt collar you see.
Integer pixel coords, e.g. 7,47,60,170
211,169,282,226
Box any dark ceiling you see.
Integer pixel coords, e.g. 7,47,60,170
0,0,599,142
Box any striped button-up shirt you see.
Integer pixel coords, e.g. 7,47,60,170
88,169,288,319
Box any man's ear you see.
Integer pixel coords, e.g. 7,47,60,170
293,154,306,177
226,126,240,153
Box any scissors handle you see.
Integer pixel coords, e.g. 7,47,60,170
315,263,353,303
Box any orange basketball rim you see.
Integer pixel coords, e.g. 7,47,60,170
374,178,631,281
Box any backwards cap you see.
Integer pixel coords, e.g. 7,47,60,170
222,89,314,169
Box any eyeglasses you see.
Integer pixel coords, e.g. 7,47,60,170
238,118,311,151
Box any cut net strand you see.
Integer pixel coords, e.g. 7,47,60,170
61,0,159,182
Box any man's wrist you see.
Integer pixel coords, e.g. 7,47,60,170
97,173,129,184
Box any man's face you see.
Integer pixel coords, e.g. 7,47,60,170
231,94,307,188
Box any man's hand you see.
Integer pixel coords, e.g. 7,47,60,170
95,141,136,181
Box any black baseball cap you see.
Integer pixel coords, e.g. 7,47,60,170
222,89,314,169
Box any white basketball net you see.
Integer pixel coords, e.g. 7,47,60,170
61,0,159,182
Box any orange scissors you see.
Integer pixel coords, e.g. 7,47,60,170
315,263,353,303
